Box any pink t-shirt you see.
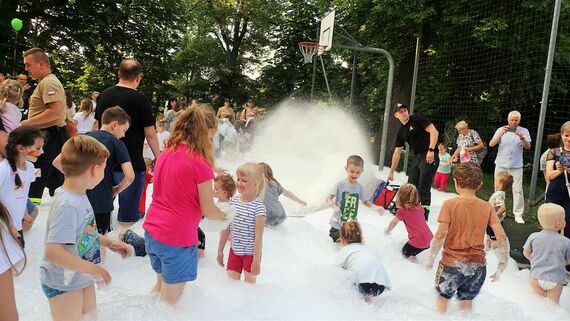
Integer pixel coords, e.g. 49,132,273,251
143,144,214,247
395,205,433,249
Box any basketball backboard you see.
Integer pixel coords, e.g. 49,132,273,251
318,9,335,55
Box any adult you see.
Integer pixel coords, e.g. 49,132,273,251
0,73,5,82
163,97,177,118
65,90,76,119
451,120,484,165
16,74,32,119
163,97,180,131
545,121,570,239
21,48,68,204
489,110,531,224
239,99,258,123
217,99,235,123
91,91,99,111
95,59,160,230
388,103,439,220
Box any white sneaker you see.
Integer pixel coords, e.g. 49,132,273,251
514,216,525,224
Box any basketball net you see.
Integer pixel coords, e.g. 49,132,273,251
298,42,326,64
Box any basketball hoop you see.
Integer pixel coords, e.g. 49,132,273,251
298,41,326,64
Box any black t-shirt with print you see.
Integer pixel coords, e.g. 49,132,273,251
95,86,155,172
394,114,433,155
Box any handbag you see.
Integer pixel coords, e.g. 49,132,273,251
469,131,487,164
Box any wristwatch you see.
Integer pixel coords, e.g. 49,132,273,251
428,148,435,152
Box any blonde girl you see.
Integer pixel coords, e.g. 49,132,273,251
259,162,306,226
0,79,24,133
337,221,391,303
217,162,266,283
72,99,98,134
384,183,433,261
143,105,225,305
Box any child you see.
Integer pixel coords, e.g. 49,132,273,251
336,221,391,303
140,119,170,218
0,127,45,247
40,136,131,321
433,143,451,192
384,183,433,261
259,162,306,226
426,162,509,314
55,107,134,239
143,105,226,305
214,174,237,204
217,162,266,283
523,203,570,304
326,155,377,242
0,201,26,321
486,172,513,249
72,99,98,134
0,79,23,133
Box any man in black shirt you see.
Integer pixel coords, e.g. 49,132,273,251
388,103,439,220
95,59,160,230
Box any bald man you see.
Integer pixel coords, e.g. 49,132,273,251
95,59,160,230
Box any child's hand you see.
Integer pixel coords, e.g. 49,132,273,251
9,225,19,240
490,270,502,282
299,200,307,206
372,205,385,215
216,251,224,267
384,228,391,236
425,255,435,270
90,265,112,284
22,213,34,230
107,240,131,259
250,256,261,276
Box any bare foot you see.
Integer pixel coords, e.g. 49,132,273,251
408,255,418,263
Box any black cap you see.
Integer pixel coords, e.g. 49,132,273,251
393,103,408,113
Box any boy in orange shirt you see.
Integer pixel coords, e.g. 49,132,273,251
426,163,509,314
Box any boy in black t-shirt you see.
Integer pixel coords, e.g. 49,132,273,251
388,103,439,220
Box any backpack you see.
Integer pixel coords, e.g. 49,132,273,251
470,130,487,164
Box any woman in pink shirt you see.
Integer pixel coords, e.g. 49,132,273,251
385,183,433,261
143,105,225,305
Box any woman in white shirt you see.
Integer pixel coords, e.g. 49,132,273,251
72,99,98,134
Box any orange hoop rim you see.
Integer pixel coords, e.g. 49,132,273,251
298,41,327,50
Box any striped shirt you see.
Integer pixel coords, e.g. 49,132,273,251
229,195,266,255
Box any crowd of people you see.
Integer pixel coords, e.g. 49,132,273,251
0,48,569,321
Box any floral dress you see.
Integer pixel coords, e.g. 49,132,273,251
456,129,482,164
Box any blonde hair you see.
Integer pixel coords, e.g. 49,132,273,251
496,171,513,191
259,162,279,186
236,162,266,199
167,105,217,166
396,183,420,209
0,79,24,111
340,221,363,244
346,155,364,167
537,203,565,230
455,120,468,130
61,135,109,177
79,99,94,120
560,121,570,134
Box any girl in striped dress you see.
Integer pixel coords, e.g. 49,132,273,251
217,162,266,283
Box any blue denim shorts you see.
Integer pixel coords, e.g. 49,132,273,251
26,198,36,214
41,283,67,298
114,171,146,222
435,263,486,300
144,232,198,284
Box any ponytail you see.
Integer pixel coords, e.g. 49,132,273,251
6,127,45,189
0,79,24,112
80,99,94,120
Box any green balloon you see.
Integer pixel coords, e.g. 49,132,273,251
11,18,23,32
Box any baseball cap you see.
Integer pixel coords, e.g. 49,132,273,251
393,103,408,113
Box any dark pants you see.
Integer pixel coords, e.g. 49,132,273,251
407,153,438,220
28,126,69,204
114,171,147,223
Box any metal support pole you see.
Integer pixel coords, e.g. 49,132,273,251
529,0,561,202
332,44,395,170
403,37,421,173
310,26,319,102
350,52,357,109
319,55,332,99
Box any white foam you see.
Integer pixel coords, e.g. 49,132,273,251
13,101,570,320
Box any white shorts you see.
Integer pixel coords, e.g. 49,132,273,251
537,279,558,291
